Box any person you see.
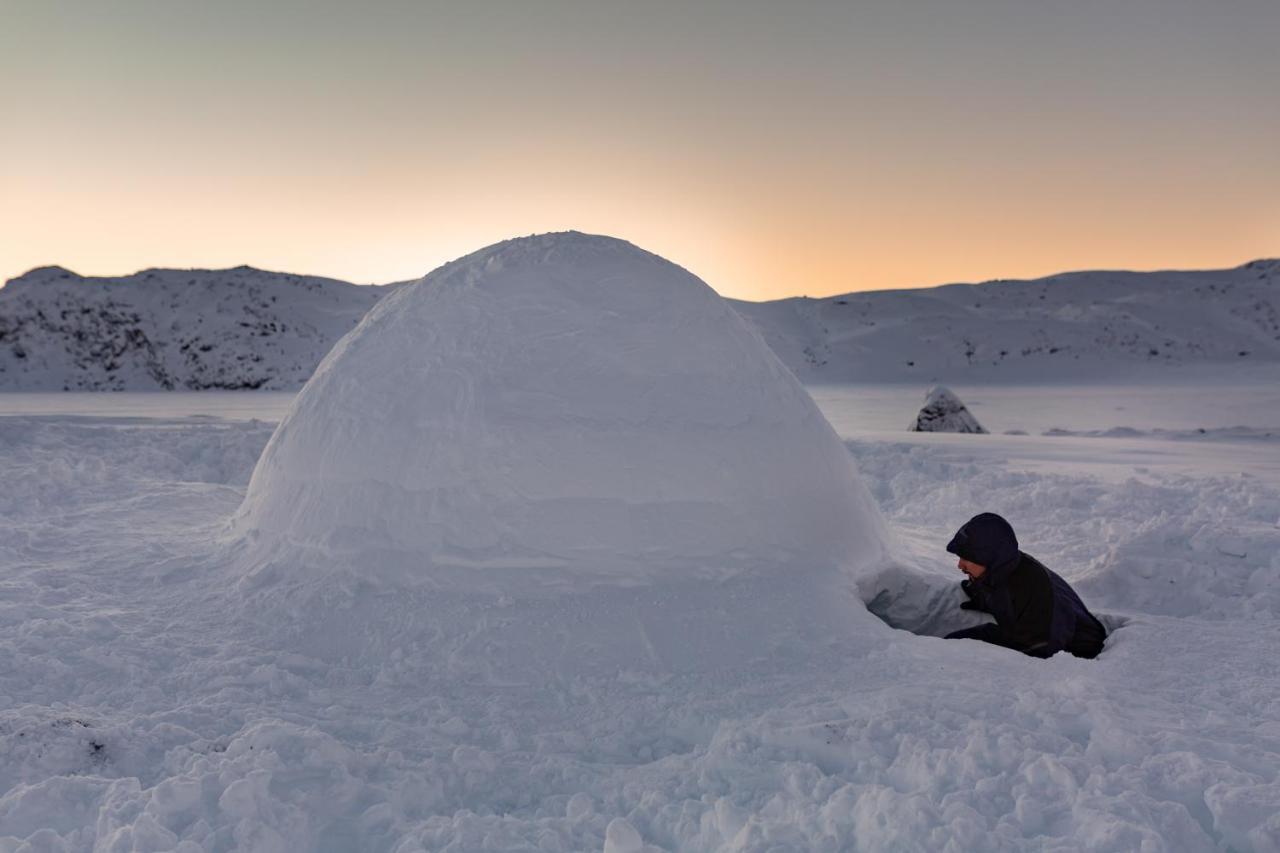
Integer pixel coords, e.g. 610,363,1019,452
943,512,1106,659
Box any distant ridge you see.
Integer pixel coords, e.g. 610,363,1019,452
0,266,384,390
729,258,1280,382
1,258,1276,390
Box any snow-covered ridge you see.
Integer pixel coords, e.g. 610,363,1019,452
2,257,1276,389
0,265,384,390
731,258,1280,381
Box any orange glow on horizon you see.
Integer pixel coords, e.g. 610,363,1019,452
2,2,1276,301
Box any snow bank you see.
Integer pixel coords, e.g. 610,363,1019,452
231,232,891,670
1041,425,1278,442
0,415,270,520
848,437,1280,623
909,385,987,433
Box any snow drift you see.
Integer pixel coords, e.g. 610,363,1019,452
231,232,892,671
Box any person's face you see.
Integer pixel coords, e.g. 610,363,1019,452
957,558,986,579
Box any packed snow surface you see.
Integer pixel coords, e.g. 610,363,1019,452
1,379,1279,850
231,232,889,673
909,385,986,434
237,232,887,578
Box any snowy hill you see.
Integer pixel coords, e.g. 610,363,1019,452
0,266,382,390
2,258,1277,389
729,258,1280,381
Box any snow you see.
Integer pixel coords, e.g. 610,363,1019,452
2,235,1280,848
4,257,1277,391
729,258,1280,382
2,378,1278,850
909,386,986,433
230,232,891,674
0,266,381,390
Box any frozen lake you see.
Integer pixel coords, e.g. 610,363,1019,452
0,391,298,422
4,380,1277,485
811,382,1280,487
4,379,1277,432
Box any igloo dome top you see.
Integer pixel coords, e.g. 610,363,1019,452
235,232,888,585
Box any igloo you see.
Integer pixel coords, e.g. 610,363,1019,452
232,233,892,672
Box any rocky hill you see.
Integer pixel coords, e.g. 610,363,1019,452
0,266,383,390
2,258,1276,389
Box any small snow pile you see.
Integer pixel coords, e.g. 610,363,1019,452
231,232,891,671
909,385,987,433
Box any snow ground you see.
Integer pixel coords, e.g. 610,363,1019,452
1,381,1278,851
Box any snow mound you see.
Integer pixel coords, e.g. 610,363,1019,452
910,385,987,433
231,232,891,670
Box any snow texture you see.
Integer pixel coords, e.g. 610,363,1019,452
3,258,1277,390
0,265,383,390
3,239,1280,851
731,258,1280,381
230,232,891,673
1,379,1280,851
909,385,987,434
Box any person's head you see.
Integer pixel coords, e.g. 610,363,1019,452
946,513,1019,579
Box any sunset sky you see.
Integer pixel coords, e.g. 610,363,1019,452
3,1,1277,301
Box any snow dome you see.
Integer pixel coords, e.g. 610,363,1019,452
232,233,892,670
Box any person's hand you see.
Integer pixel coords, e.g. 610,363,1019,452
959,579,986,611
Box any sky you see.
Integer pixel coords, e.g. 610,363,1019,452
2,1,1277,301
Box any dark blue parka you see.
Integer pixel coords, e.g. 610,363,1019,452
947,513,1106,658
